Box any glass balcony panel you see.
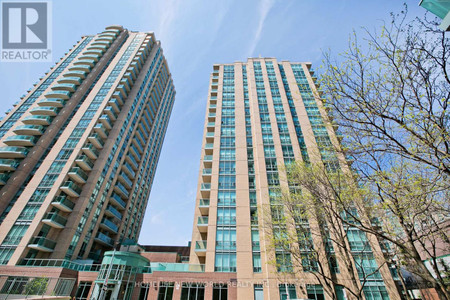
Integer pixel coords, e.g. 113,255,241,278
22,115,52,126
195,241,207,256
62,70,86,79
13,125,44,135
68,166,89,183
28,236,56,252
60,181,82,197
88,133,105,149
0,159,19,171
200,183,211,190
122,162,136,178
4,135,37,147
30,106,59,116
51,195,75,212
76,155,94,171
94,232,113,247
0,146,29,158
126,155,139,170
51,83,77,92
100,218,119,233
44,90,71,100
110,193,126,210
74,59,96,67
105,205,122,220
37,98,65,108
119,172,133,189
82,144,99,160
42,212,67,229
0,173,10,185
114,182,129,198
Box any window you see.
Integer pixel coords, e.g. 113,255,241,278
54,279,75,296
181,283,205,300
213,284,228,300
253,253,262,273
216,228,236,250
363,285,389,300
139,283,150,300
306,285,325,300
157,282,174,300
254,284,264,300
279,284,296,300
215,253,236,272
217,191,236,206
217,208,236,225
276,252,293,272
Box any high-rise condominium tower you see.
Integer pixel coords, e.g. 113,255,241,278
0,26,175,266
189,58,401,300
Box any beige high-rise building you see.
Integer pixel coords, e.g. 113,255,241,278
0,25,175,266
188,58,401,300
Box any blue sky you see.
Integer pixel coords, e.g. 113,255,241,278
0,0,424,246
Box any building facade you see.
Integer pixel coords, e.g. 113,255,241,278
0,25,175,266
188,58,402,300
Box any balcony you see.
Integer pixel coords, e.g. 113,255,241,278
205,143,214,155
68,167,89,183
199,199,209,215
104,106,118,121
100,218,119,234
78,54,100,62
69,64,92,73
42,212,67,229
207,122,215,128
118,172,133,189
82,144,99,160
122,162,136,178
51,83,77,93
112,91,124,105
76,155,94,171
209,104,216,111
38,98,65,108
132,139,144,154
28,236,56,252
74,59,96,68
57,77,82,85
115,182,130,198
0,173,10,185
108,99,121,113
99,32,117,39
22,115,52,126
110,193,126,210
205,131,214,141
44,90,71,100
197,216,208,233
210,96,217,102
13,125,44,135
60,181,82,197
105,205,122,220
126,155,139,170
62,70,87,79
200,183,211,191
94,123,109,139
0,159,19,172
202,168,212,182
30,106,59,117
4,135,37,147
208,113,216,120
51,195,75,212
88,133,105,149
195,240,207,256
0,146,28,158
94,232,114,247
120,79,132,92
86,43,108,52
99,114,113,130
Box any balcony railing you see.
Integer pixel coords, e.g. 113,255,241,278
195,240,207,251
200,183,211,190
0,146,29,158
22,115,52,126
51,195,75,212
42,212,67,229
13,125,44,135
105,205,122,220
110,193,126,210
101,218,119,233
68,167,89,183
76,155,94,170
82,144,99,159
60,181,82,197
0,159,19,171
28,236,56,252
94,232,113,247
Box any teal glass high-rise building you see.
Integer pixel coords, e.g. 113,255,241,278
0,25,175,265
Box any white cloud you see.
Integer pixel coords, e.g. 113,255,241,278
247,0,275,58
